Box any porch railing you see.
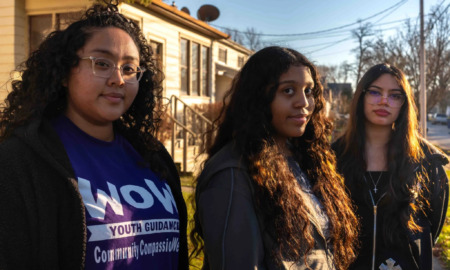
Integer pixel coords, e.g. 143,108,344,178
167,95,214,174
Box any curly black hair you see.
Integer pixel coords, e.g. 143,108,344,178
1,2,166,171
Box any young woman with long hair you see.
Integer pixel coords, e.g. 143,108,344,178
0,2,188,269
190,46,359,270
332,63,449,270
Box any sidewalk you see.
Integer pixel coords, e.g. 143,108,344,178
433,255,446,270
426,122,450,170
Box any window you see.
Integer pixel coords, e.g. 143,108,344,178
150,40,164,85
218,48,227,63
29,15,52,53
29,12,82,53
191,43,200,96
179,38,210,96
180,38,189,95
201,46,209,96
57,12,82,30
238,56,245,68
150,40,163,70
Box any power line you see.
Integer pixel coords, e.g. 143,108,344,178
262,19,410,46
373,0,408,24
306,0,448,64
212,0,408,37
305,37,353,54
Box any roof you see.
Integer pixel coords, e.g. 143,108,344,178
134,0,230,40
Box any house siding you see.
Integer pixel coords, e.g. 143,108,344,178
0,0,26,102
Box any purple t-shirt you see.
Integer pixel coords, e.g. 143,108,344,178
52,116,179,269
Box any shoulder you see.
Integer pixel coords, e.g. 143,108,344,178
152,141,181,186
202,142,246,180
197,142,252,195
0,136,30,162
155,141,175,164
331,136,345,156
419,138,449,167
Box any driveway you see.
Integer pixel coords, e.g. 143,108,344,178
427,120,450,151
426,121,450,170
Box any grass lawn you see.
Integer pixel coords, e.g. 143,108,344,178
436,169,450,268
182,188,204,269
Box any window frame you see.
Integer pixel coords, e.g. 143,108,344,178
218,47,227,64
28,10,83,54
179,37,210,97
238,55,245,68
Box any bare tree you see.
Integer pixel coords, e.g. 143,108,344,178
224,28,244,44
317,65,338,83
352,22,374,83
244,27,265,51
224,27,265,51
424,3,450,112
338,61,353,83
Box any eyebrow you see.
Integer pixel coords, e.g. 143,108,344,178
89,49,139,62
368,85,403,92
278,79,315,86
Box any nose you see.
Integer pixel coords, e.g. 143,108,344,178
378,95,389,105
107,67,125,87
293,91,309,108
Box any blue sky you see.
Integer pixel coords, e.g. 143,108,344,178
169,0,446,67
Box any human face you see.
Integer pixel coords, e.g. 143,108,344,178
363,74,403,127
270,65,315,145
65,27,140,131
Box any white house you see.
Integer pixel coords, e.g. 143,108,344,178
0,0,253,105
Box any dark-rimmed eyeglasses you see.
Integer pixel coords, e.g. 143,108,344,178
363,89,406,108
81,56,145,84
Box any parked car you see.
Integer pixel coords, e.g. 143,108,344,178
432,113,448,125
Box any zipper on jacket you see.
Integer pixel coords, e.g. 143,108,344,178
363,175,387,270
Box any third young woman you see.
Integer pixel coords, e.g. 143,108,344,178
332,63,449,270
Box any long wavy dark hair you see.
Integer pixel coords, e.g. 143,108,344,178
334,63,426,245
0,2,167,173
191,46,359,269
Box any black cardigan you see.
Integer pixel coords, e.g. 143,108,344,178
0,118,189,269
332,138,449,270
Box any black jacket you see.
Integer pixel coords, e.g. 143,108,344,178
332,138,449,270
195,143,335,270
0,118,189,269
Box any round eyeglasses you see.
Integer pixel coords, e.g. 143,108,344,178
81,56,145,84
363,89,406,108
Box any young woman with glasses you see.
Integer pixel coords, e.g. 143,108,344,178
190,46,359,270
0,3,188,269
332,63,449,270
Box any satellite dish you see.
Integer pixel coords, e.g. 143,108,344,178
181,7,190,15
197,4,220,22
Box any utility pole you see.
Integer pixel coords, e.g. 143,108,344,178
419,0,427,138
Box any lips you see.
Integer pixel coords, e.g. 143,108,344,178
373,109,390,117
102,92,124,103
289,114,309,125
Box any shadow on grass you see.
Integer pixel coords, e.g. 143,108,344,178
182,179,204,269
